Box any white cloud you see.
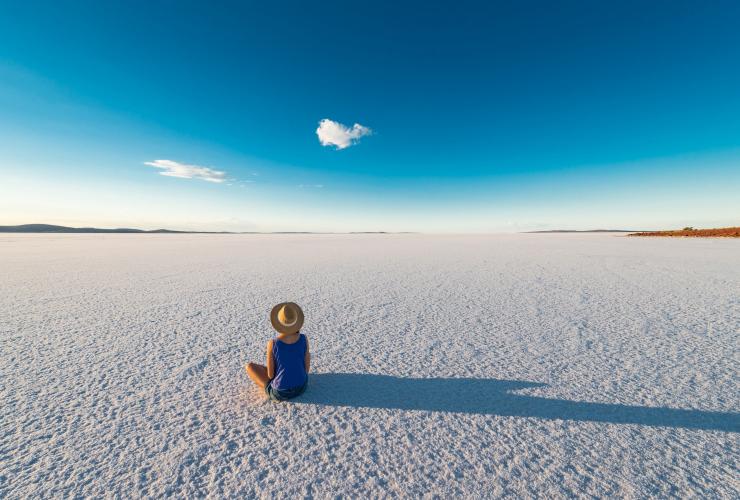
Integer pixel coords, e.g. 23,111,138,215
316,118,372,149
144,159,227,183
298,184,324,188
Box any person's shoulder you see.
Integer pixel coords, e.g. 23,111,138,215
266,338,275,349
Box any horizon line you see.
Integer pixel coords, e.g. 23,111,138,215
0,223,661,235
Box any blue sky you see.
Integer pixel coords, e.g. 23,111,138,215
1,0,739,232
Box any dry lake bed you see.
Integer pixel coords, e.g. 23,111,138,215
1,233,738,497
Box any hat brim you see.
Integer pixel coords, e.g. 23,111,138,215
270,302,304,335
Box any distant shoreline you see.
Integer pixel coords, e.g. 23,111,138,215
2,224,737,237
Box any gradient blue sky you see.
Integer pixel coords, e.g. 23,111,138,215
1,0,739,232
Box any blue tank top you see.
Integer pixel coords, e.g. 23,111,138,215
271,334,308,391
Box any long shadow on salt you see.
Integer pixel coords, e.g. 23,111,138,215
296,373,738,433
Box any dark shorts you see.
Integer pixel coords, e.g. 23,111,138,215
265,380,307,402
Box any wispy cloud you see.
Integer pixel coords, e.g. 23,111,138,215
298,184,324,188
145,159,227,183
316,118,372,150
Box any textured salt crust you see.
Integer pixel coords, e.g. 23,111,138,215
1,234,738,498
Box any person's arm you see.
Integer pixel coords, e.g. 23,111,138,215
266,340,275,379
304,336,311,374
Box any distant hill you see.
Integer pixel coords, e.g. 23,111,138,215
629,227,740,238
0,224,217,234
525,229,640,233
0,224,412,234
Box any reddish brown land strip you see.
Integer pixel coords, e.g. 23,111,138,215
629,227,740,237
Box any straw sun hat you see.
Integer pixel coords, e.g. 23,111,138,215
270,302,304,335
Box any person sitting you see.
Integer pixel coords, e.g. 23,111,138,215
245,302,310,401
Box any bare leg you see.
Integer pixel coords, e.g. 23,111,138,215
245,362,270,389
